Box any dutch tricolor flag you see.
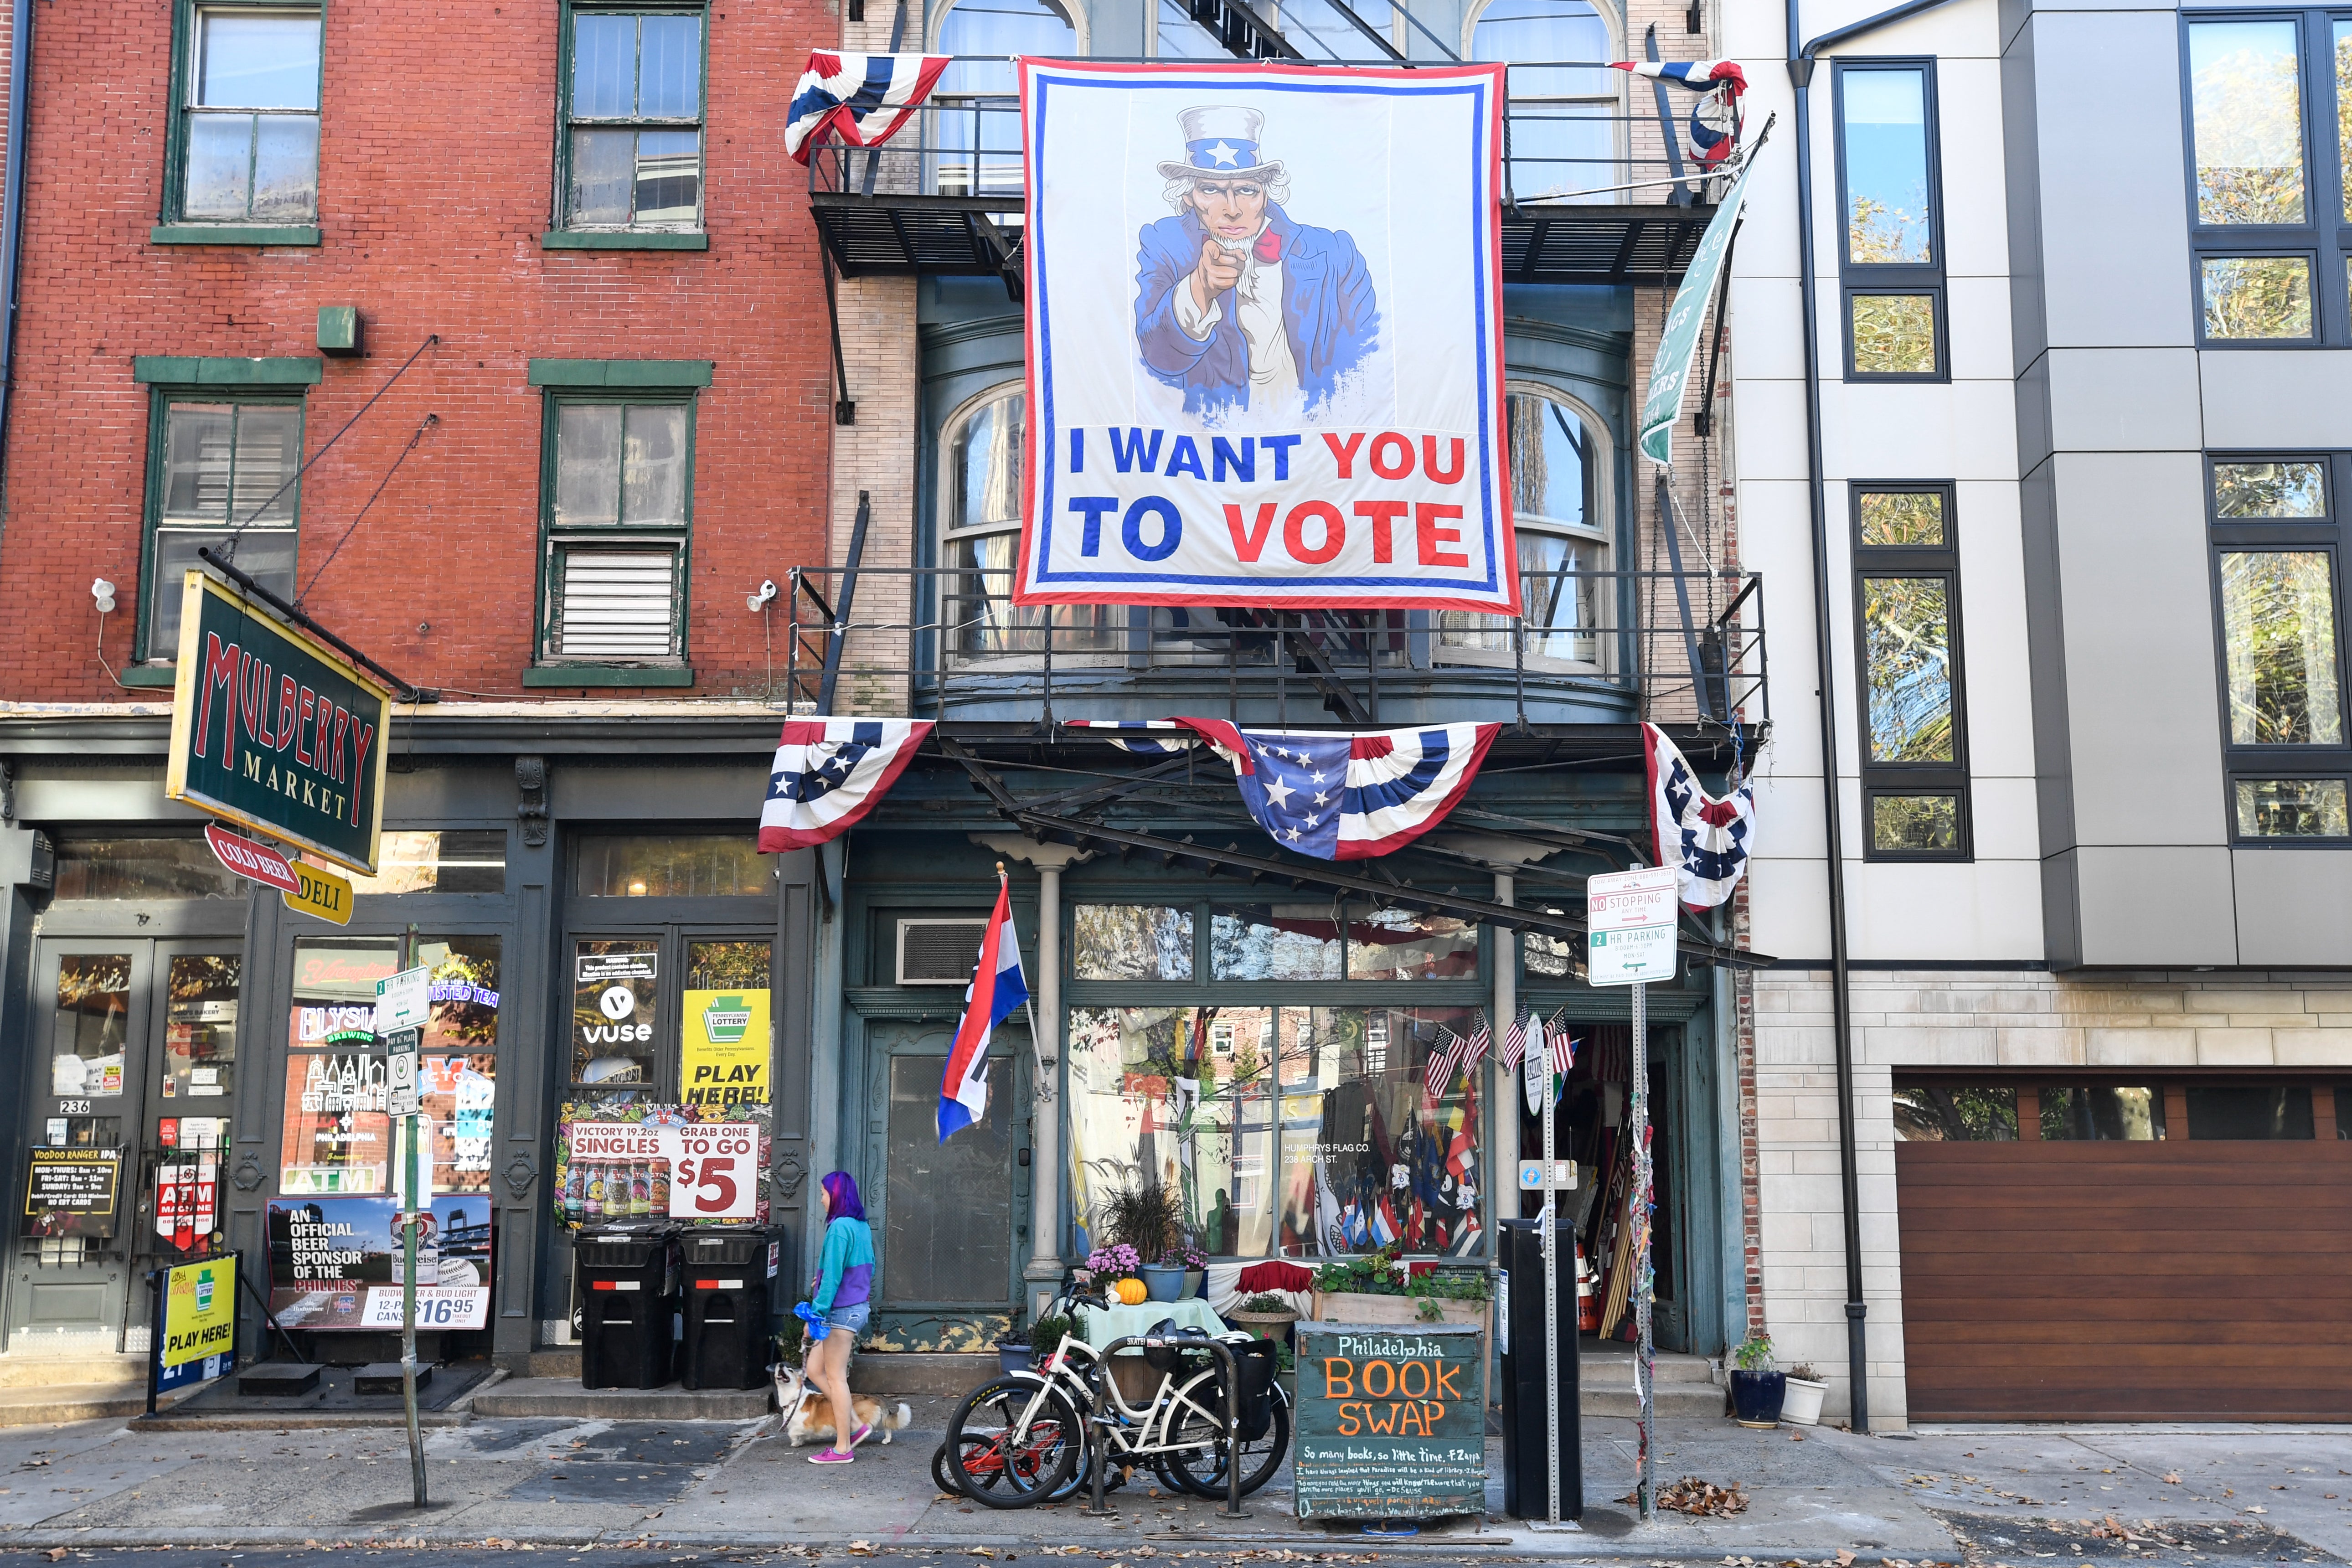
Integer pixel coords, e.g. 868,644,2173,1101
939,876,1029,1143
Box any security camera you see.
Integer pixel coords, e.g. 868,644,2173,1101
91,578,116,614
747,579,779,612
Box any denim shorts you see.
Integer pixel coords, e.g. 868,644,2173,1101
825,1301,871,1336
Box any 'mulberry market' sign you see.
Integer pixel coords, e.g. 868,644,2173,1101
165,569,392,875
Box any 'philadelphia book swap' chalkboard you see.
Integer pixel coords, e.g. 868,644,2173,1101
1293,1321,1488,1520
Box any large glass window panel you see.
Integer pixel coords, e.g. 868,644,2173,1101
632,130,702,223
147,526,296,655
930,0,1070,196
2185,1085,2314,1139
638,15,702,117
1857,490,1945,546
573,939,661,1087
1850,294,1938,373
1472,0,1613,202
2040,1085,2163,1140
186,10,321,224
683,939,770,1109
573,14,636,116
567,129,635,226
575,835,769,896
164,403,298,525
1275,1007,1483,1256
2338,21,2352,222
567,12,703,227
1442,392,1607,660
1345,907,1479,980
162,955,240,1109
2188,20,2307,225
954,392,1024,530
52,839,237,900
1872,793,1960,852
944,389,1118,656
1891,1085,2016,1141
1073,906,1194,981
2214,459,2326,518
51,954,133,1099
1211,905,1343,980
341,830,509,896
2234,777,2350,836
1840,67,1932,263
620,405,689,525
197,12,321,108
2202,256,2315,338
2219,552,2343,744
280,1050,390,1193
1863,576,1955,763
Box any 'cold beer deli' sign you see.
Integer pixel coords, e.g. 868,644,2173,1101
166,568,392,874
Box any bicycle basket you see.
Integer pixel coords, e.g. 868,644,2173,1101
1229,1339,1280,1441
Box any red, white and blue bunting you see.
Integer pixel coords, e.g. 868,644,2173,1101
1610,59,1747,169
1063,719,1197,755
757,718,933,851
1174,718,1500,861
784,52,951,165
1643,720,1754,911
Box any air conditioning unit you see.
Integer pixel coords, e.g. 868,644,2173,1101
897,918,989,985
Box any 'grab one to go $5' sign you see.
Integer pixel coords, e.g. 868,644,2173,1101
674,1127,756,1219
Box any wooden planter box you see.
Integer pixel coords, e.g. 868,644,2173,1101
1309,1290,1490,1335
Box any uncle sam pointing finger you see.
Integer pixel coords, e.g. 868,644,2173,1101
1134,106,1380,419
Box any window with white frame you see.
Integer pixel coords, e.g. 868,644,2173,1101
928,0,1075,196
1438,387,1611,665
939,386,1118,659
1469,0,1616,204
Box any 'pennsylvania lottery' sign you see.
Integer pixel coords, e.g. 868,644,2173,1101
1014,61,1516,614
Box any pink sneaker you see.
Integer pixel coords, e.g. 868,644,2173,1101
807,1447,854,1465
849,1423,874,1450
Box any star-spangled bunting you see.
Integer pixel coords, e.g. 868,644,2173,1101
784,52,951,165
1063,719,1198,755
1174,718,1499,861
1644,721,1755,909
1609,59,1748,169
757,718,932,851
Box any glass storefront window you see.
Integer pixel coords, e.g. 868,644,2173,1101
1073,905,1193,980
682,939,772,1107
52,954,132,1098
575,835,771,897
1522,928,1582,980
1344,907,1478,980
1211,905,1343,980
574,937,660,1086
162,954,239,1107
1070,1003,1482,1259
343,829,509,895
51,838,237,900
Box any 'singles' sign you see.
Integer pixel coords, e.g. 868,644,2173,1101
165,569,392,874
1012,62,1515,615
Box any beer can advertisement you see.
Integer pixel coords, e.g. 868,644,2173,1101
264,1195,493,1331
552,1100,772,1230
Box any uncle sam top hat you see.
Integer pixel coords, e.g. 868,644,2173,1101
1156,104,1286,183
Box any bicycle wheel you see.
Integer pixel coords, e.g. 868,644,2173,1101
1164,1386,1291,1501
945,1375,1083,1509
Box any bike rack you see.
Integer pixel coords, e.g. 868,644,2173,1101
1079,1334,1250,1522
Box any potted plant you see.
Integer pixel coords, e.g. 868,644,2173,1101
1781,1362,1826,1427
1728,1331,1786,1428
995,1319,1034,1375
1228,1291,1300,1340
1308,1244,1493,1332
1026,1310,1077,1371
1143,1243,1204,1303
1081,1244,1143,1307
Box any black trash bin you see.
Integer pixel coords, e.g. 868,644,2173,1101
1498,1216,1583,1519
577,1229,680,1390
677,1228,777,1391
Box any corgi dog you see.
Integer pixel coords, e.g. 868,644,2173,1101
774,1363,911,1449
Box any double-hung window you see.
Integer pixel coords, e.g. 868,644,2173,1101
536,389,696,671
1852,484,1970,857
1833,60,1946,379
558,5,706,236
2207,456,2351,839
138,393,304,662
166,3,322,234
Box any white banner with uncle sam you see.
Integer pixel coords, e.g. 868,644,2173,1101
1012,61,1517,614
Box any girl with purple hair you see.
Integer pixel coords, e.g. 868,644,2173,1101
803,1169,876,1463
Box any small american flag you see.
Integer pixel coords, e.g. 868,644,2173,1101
1499,1006,1533,1072
1545,1009,1577,1074
1424,1028,1468,1098
1460,1013,1492,1071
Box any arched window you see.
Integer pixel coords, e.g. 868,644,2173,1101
939,385,1117,658
1469,0,1617,202
1440,385,1612,665
930,0,1079,194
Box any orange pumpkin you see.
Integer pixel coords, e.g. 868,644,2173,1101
1114,1277,1148,1306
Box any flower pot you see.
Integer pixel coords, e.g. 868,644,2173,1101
1228,1307,1300,1341
1139,1263,1187,1303
996,1340,1035,1376
1781,1376,1826,1427
1182,1268,1206,1298
1311,1290,1490,1335
1728,1369,1786,1427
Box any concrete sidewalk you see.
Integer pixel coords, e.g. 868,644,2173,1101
0,1401,2344,1562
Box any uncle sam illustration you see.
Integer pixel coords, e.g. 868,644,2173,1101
1135,105,1380,419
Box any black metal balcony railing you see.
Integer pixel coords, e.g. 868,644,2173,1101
775,564,1765,731
808,69,1729,289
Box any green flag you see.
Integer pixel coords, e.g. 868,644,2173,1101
1637,158,1754,467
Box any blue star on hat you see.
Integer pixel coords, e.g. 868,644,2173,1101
1156,104,1287,183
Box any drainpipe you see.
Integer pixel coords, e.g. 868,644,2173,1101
0,0,34,469
1787,0,1960,1435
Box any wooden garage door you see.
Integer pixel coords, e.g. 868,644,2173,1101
1899,1120,2352,1421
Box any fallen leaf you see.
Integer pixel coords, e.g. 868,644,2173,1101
2163,1474,2182,1485
2245,1506,2268,1515
846,1547,875,1560
46,1552,67,1563
1837,1552,1857,1566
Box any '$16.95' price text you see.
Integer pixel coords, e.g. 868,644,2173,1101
674,1130,756,1217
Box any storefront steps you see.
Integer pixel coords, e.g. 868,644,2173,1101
0,1351,177,1427
1578,1344,1723,1419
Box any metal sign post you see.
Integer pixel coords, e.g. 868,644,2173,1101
1586,864,1679,1527
377,937,429,1508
